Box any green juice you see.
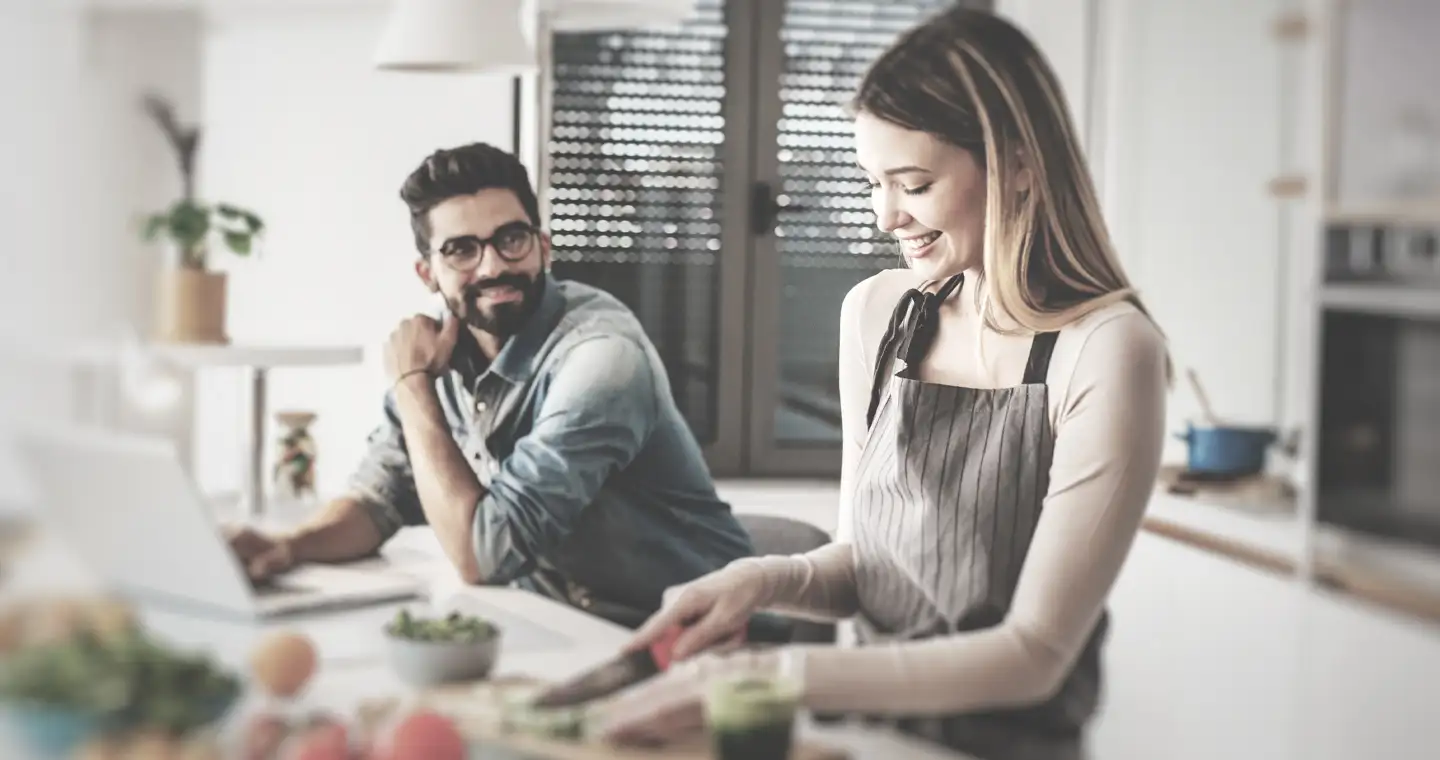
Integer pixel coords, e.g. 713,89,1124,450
704,674,802,760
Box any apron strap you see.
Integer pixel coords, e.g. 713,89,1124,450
1022,330,1060,385
865,273,965,428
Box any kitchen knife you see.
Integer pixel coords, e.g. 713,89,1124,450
529,614,788,709
528,625,682,709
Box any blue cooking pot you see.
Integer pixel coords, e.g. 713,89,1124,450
1174,423,1277,477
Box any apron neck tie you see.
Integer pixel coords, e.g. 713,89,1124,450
866,273,965,428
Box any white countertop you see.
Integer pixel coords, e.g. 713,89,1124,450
0,527,974,760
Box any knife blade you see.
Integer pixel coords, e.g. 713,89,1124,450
530,612,798,709
529,625,683,708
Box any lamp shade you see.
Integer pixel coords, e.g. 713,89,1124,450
374,0,538,73
541,0,697,32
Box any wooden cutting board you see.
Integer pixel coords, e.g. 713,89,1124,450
409,676,849,760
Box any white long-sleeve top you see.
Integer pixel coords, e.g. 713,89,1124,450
742,269,1170,715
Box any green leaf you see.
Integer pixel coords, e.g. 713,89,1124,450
141,213,168,242
222,231,252,255
168,201,209,249
216,203,264,235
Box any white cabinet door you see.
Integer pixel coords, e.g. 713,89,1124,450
1094,0,1296,459
1294,587,1440,760
1094,532,1304,760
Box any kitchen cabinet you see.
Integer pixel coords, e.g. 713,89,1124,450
1294,586,1440,760
1098,529,1440,760
1093,531,1304,760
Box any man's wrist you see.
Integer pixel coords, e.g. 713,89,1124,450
274,530,308,566
391,366,431,390
393,372,444,424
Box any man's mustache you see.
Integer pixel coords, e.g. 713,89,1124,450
463,274,533,300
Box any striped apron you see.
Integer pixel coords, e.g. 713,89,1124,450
849,273,1107,760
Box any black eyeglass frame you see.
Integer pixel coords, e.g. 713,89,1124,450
433,221,541,271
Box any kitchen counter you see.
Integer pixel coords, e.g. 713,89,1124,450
0,527,977,760
1140,475,1440,627
1141,479,1304,576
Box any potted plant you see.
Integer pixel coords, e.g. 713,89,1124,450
139,92,264,344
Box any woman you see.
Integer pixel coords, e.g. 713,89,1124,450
594,7,1169,759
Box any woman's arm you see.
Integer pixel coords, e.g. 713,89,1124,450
786,310,1168,714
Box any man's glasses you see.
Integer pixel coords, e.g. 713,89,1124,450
435,221,538,272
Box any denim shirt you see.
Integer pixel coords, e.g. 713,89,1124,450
348,273,755,627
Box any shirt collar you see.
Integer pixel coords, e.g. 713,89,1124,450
489,271,565,384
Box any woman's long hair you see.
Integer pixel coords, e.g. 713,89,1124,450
853,6,1166,355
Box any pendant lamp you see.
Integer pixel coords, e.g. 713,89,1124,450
374,0,539,73
540,0,698,32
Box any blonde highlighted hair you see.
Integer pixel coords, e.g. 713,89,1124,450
853,7,1165,352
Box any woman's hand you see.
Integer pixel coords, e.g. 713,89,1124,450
593,649,784,746
625,560,771,662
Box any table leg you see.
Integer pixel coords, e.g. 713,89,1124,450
241,366,268,519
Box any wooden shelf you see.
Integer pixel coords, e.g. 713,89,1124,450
147,344,364,369
1326,201,1440,227
1320,283,1440,319
13,341,366,370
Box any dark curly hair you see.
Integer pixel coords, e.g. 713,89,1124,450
398,142,541,256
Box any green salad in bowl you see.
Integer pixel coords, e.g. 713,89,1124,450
0,627,241,755
383,609,502,687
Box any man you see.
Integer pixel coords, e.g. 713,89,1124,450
227,142,756,628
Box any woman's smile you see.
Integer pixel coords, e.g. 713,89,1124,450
899,230,942,259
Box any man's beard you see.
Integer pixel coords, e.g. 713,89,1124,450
447,272,545,339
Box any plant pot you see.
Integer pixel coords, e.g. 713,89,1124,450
155,267,229,344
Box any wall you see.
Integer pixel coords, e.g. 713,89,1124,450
994,0,1097,155
0,1,92,512
1094,0,1292,464
0,2,201,510
194,4,521,498
1333,0,1440,205
87,8,206,464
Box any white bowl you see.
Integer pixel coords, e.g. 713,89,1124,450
383,629,502,687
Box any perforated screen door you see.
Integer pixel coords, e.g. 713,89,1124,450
547,0,731,448
546,0,988,475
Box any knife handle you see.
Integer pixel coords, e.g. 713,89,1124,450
650,625,684,670
651,614,775,671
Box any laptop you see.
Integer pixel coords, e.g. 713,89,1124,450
14,425,423,619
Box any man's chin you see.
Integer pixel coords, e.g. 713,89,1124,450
466,302,529,337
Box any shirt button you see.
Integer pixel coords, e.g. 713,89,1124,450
476,401,488,413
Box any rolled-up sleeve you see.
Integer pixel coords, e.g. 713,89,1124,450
472,335,658,584
347,391,426,542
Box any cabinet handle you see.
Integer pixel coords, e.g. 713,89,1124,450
1267,175,1308,198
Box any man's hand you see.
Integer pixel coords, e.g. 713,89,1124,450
224,525,294,583
384,312,461,384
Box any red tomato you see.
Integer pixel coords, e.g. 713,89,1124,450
377,710,466,760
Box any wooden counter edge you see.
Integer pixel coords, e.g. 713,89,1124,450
1139,516,1440,627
